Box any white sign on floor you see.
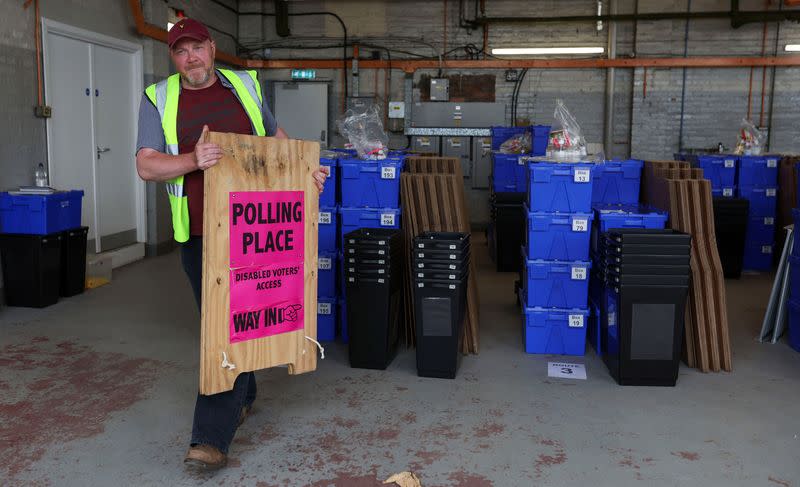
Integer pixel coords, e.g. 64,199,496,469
548,362,587,380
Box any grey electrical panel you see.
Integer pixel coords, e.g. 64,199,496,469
430,78,449,101
346,96,376,114
471,137,492,189
411,136,441,155
442,136,471,178
411,102,505,128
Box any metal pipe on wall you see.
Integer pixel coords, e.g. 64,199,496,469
604,0,618,159
677,0,692,153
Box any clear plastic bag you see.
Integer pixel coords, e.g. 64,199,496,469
336,104,389,160
499,131,531,154
546,99,587,161
735,118,765,155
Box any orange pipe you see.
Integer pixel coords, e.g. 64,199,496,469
128,0,800,72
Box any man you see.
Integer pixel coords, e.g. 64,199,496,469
135,18,328,470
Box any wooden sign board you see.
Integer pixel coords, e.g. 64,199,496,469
200,132,320,395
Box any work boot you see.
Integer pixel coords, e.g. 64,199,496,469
184,444,227,471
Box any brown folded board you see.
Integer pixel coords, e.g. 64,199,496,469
200,132,320,395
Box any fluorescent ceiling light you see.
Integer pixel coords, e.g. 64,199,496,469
786,44,800,52
492,47,605,55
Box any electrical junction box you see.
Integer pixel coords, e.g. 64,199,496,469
388,101,405,119
430,78,449,101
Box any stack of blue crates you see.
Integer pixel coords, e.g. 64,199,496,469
737,155,779,270
787,208,800,353
587,204,668,353
521,161,594,355
317,151,340,342
490,125,550,195
335,152,405,342
696,155,737,198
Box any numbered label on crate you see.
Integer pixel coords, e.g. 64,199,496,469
574,169,591,183
318,302,332,315
724,159,735,168
381,166,397,179
378,278,385,284
381,213,396,226
572,219,589,232
767,159,778,168
723,188,733,197
766,188,776,197
319,257,332,270
568,315,585,328
319,212,332,225
571,267,587,280
378,269,385,274
762,246,773,254
765,217,775,225
322,165,332,176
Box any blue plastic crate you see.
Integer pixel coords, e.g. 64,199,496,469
338,297,349,343
490,126,528,151
318,206,338,252
338,207,401,248
521,297,588,355
491,125,550,154
738,155,778,188
593,204,668,232
591,159,643,205
521,251,591,309
525,207,594,261
744,214,776,246
793,209,800,257
337,252,345,295
738,186,777,217
319,152,338,207
532,125,551,156
696,155,737,190
527,162,594,213
0,190,84,235
790,255,800,301
587,298,602,354
339,157,403,208
318,252,337,298
711,187,736,198
317,297,336,341
492,153,527,193
591,204,668,254
743,243,774,271
788,298,800,352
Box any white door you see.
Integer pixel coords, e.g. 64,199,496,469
273,82,328,146
44,20,144,254
44,33,98,246
92,45,138,251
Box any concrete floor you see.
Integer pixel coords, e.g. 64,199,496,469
1,237,799,487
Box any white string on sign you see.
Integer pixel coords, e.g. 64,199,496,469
221,351,237,371
304,336,325,359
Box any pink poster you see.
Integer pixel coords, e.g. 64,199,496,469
228,191,305,344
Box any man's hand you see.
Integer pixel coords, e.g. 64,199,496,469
313,166,329,194
193,125,223,171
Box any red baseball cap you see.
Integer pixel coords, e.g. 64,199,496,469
168,18,211,48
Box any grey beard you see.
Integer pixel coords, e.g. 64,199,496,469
183,68,212,87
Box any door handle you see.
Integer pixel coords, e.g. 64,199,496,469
96,146,110,158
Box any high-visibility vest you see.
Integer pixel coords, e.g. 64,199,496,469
144,69,266,242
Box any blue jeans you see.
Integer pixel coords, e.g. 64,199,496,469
181,237,256,454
